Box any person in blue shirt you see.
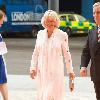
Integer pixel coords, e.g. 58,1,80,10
0,10,8,100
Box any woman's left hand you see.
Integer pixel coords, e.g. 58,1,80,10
69,72,75,92
69,72,75,80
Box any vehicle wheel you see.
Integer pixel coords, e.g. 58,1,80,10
64,27,72,37
31,27,38,38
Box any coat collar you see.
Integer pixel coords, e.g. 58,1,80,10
44,28,58,39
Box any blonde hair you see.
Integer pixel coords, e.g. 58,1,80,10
41,10,60,28
93,2,100,8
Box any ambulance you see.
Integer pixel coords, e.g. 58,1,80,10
59,13,96,36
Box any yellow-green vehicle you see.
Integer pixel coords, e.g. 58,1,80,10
59,13,96,36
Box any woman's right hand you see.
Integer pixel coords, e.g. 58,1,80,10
69,72,75,92
30,69,37,79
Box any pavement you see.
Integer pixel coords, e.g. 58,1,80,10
0,75,97,100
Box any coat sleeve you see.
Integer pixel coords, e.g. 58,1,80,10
30,34,39,71
80,31,91,68
61,33,73,74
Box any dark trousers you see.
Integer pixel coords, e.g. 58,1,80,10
93,81,100,100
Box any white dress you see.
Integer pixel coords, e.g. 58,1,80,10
30,28,73,100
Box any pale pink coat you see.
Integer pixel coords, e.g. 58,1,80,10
30,28,73,100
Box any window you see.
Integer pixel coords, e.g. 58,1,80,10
77,15,86,22
60,16,66,21
68,15,76,21
44,0,48,6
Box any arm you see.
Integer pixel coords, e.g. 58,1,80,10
30,44,39,70
61,34,75,92
80,32,91,76
61,34,74,75
0,42,7,55
0,35,7,55
30,37,39,79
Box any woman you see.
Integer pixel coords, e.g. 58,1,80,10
30,10,74,100
0,10,8,100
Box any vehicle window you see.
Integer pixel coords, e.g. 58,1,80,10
41,0,47,5
8,0,33,4
60,16,66,21
68,15,76,21
77,15,86,22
